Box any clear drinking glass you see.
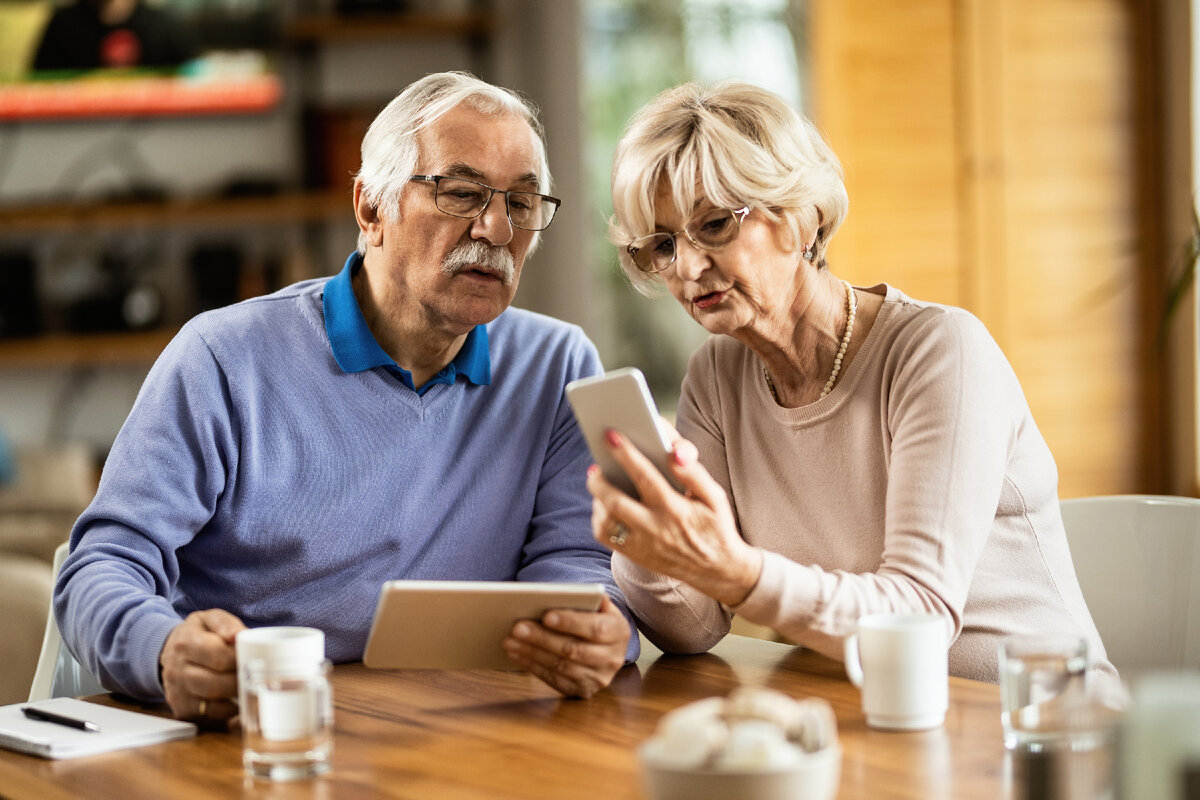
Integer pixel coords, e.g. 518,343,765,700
998,634,1109,753
241,658,333,780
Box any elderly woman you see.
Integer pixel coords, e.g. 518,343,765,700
587,80,1119,688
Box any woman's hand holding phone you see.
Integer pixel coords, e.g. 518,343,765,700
570,370,763,608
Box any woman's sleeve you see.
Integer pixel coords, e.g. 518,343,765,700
734,310,1018,661
611,344,734,654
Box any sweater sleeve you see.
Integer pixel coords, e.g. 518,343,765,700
734,309,1016,660
611,342,733,654
54,324,235,701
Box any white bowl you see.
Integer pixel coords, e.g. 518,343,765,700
639,742,841,800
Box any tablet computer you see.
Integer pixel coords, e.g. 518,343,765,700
362,580,607,670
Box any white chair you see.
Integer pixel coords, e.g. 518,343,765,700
28,542,106,701
1060,495,1200,678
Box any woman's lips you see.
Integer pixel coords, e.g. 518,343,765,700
693,290,727,309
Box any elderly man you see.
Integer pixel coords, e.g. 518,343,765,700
56,71,636,720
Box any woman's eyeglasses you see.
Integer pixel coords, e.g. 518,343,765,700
626,206,750,273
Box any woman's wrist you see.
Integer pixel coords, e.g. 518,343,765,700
716,545,763,607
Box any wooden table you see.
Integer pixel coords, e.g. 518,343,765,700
0,635,1014,799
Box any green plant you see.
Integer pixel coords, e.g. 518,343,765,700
1160,202,1200,348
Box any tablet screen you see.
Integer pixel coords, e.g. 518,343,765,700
362,581,606,670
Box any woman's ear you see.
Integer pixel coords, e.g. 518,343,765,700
353,180,385,248
796,206,823,262
810,207,826,262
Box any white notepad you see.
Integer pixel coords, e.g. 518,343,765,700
0,698,197,760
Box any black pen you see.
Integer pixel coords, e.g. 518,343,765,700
21,706,101,733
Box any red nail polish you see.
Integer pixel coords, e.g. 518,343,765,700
587,464,599,477
672,448,686,467
605,429,620,447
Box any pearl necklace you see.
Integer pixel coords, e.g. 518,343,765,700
764,279,858,403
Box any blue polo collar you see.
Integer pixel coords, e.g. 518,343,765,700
323,252,491,395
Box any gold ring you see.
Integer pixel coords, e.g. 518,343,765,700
198,699,208,717
608,522,629,546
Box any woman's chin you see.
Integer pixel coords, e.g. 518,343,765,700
690,310,742,337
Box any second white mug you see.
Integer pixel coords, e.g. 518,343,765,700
235,627,326,704
843,613,949,731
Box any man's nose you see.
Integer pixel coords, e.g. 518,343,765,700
470,194,514,246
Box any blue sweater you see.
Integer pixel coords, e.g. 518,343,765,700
57,256,637,701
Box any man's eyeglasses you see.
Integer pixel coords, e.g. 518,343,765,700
411,174,561,231
626,206,751,273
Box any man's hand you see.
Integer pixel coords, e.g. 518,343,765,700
159,609,246,722
502,594,632,698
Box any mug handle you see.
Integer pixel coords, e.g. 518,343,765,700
844,633,864,688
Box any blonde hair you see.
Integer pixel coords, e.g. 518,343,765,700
355,71,551,255
609,81,848,293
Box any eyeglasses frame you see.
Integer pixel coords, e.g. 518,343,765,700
410,174,561,232
626,206,752,273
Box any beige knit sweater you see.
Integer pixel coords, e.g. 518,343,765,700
613,285,1119,689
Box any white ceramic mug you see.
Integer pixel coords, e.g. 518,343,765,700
235,627,326,701
843,613,949,731
236,626,325,668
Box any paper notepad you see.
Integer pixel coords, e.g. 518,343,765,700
0,698,196,759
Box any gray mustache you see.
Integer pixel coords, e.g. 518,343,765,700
442,240,515,285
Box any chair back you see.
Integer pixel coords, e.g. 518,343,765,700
27,542,106,701
1060,495,1200,677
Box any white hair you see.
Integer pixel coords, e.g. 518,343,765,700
355,71,551,255
610,81,848,294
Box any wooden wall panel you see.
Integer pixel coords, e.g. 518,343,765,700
996,0,1143,496
808,0,962,305
1150,0,1199,496
810,0,1149,498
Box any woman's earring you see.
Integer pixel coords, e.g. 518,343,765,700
803,244,815,262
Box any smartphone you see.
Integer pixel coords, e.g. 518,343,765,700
565,367,683,497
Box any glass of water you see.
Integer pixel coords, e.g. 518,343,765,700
997,634,1106,752
241,658,333,780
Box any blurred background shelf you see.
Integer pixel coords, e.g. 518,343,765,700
0,3,498,378
0,74,283,121
0,330,175,369
284,11,494,43
0,191,349,234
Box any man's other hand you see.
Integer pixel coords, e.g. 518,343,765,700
502,593,632,697
159,608,245,722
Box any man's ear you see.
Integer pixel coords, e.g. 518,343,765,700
353,180,385,248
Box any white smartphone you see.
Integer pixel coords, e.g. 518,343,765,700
565,367,683,497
